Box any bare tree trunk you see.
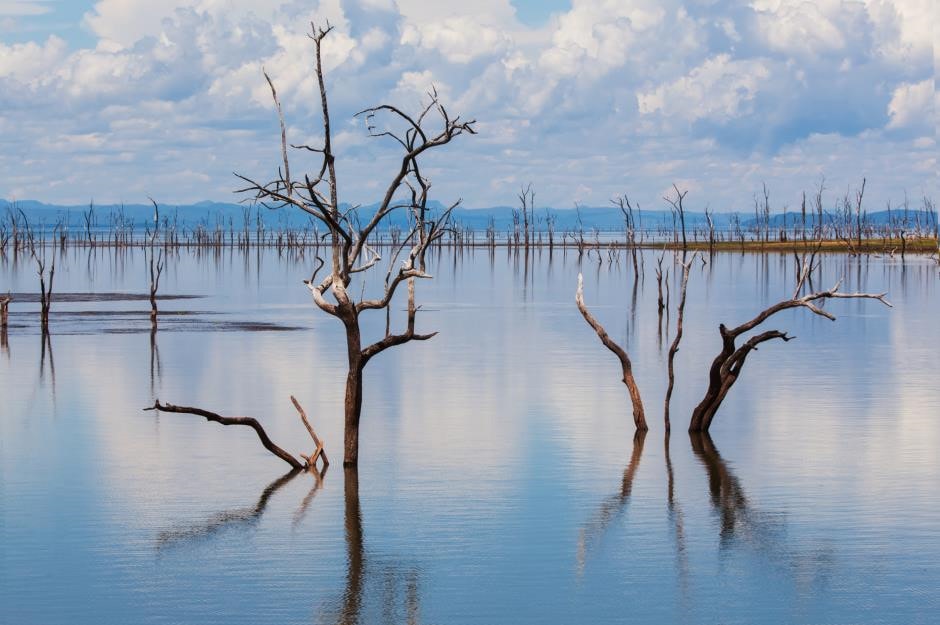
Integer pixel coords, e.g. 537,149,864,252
664,254,695,432
344,363,364,466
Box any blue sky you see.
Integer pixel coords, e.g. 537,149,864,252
0,1,934,210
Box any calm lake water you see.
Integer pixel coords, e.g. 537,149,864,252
1,247,937,625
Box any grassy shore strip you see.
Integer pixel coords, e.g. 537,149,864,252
639,237,938,253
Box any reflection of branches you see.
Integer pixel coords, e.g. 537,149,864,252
577,430,646,573
156,469,300,550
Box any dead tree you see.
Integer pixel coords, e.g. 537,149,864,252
518,183,534,249
576,273,647,431
663,184,688,251
614,195,640,280
149,251,164,325
236,24,475,465
854,178,866,250
664,254,695,432
147,199,164,325
145,396,327,472
34,250,54,333
688,258,892,432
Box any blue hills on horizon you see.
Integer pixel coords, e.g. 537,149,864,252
1,198,935,232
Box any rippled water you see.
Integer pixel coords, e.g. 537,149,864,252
1,247,937,624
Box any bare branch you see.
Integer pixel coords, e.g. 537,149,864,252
144,400,304,470
576,273,647,431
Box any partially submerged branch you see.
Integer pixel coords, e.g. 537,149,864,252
145,398,329,472
576,273,647,431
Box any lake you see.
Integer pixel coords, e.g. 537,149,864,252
1,246,937,624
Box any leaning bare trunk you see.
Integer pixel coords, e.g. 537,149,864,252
575,273,647,431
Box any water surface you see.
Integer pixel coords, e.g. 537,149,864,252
1,247,937,624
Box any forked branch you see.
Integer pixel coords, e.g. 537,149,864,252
689,258,892,432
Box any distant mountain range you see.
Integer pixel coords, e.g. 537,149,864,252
1,199,935,233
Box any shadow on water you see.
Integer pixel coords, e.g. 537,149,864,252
664,433,689,602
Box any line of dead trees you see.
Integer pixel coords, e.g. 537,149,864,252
2,180,937,254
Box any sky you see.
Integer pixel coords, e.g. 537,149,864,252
0,0,935,211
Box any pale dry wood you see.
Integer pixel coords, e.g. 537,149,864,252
291,394,329,469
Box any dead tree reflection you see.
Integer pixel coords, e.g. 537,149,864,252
663,434,689,598
688,432,835,587
690,432,755,546
149,324,162,397
577,430,646,572
319,467,422,625
39,330,55,393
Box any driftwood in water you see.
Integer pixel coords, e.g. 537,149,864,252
688,258,892,432
144,397,327,471
576,273,647,431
